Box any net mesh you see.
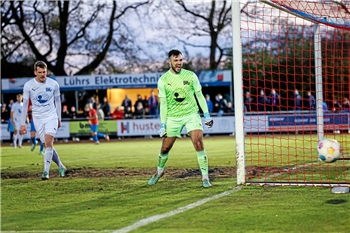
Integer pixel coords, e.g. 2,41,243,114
241,0,350,186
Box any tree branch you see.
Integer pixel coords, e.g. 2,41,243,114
75,1,117,75
33,0,53,57
9,1,51,68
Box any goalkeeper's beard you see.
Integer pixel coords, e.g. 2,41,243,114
171,64,182,74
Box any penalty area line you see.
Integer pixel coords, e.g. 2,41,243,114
113,186,242,233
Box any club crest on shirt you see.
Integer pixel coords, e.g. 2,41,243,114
36,92,49,104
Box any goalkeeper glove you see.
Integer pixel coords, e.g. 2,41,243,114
203,112,214,128
158,123,167,137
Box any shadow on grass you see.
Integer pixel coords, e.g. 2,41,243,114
325,199,348,205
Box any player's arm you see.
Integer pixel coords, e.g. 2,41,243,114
192,73,213,128
20,98,29,134
53,82,62,128
195,91,209,114
158,79,167,137
159,97,167,125
10,108,14,124
54,95,62,128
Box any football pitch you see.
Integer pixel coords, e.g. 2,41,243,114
1,136,349,233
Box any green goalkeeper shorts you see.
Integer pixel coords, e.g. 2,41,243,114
166,113,203,138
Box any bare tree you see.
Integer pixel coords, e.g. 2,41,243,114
1,0,150,76
148,0,255,70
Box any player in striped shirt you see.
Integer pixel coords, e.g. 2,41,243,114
148,49,214,188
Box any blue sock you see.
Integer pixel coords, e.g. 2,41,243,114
97,133,105,138
93,135,98,142
39,141,44,152
31,137,36,144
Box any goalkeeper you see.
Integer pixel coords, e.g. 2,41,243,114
148,49,214,188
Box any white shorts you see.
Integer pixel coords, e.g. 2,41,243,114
34,117,58,143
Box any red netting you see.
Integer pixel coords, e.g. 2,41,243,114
241,1,350,186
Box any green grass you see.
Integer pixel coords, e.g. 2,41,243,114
1,136,349,232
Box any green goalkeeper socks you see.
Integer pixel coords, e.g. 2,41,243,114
197,150,209,175
157,152,169,175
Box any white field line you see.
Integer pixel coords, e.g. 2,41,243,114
113,186,242,233
3,186,242,233
2,231,112,233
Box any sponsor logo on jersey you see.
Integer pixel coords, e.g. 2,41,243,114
174,89,185,103
36,92,49,104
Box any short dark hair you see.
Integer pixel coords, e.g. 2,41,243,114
34,61,47,70
168,49,182,58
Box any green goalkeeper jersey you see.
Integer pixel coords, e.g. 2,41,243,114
158,68,202,118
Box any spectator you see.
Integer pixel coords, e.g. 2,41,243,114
322,101,328,113
124,106,133,119
82,104,90,118
214,93,227,116
148,90,159,118
7,99,14,112
62,105,70,119
331,99,342,134
70,106,78,119
143,95,149,113
226,101,235,115
134,102,145,119
96,103,105,121
293,89,302,111
111,106,124,119
244,91,253,112
121,94,132,111
342,98,349,113
269,89,280,111
205,94,213,113
100,97,111,118
1,103,10,123
307,91,316,110
89,96,97,109
134,94,144,110
257,89,269,111
331,99,342,113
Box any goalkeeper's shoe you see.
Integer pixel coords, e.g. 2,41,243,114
148,172,164,185
58,167,66,177
41,171,49,180
202,179,212,188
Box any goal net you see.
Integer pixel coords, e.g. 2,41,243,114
236,0,350,186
